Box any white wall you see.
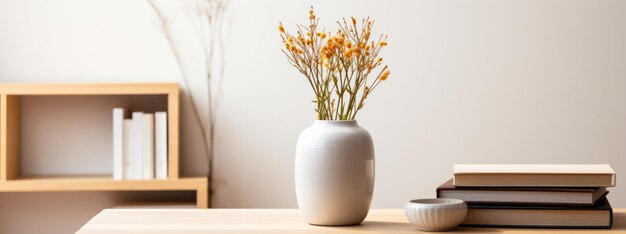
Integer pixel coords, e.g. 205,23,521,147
1,0,626,233
214,0,626,208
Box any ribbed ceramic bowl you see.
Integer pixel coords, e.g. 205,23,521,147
404,198,467,231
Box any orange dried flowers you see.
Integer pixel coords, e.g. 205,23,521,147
279,6,391,120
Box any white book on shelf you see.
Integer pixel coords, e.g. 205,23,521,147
122,119,133,179
112,108,124,180
142,113,155,180
131,112,144,180
155,112,168,179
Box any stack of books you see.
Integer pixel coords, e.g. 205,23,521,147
112,108,168,180
437,164,616,228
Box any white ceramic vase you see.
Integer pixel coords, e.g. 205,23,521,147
295,120,375,226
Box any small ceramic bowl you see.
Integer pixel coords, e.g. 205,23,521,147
404,198,467,231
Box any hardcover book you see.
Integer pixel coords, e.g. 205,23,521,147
437,179,608,206
142,113,155,180
453,164,616,187
155,111,168,179
131,112,144,180
461,197,613,228
112,108,124,180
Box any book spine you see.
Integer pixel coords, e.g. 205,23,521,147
142,113,155,180
155,112,168,179
112,108,124,180
122,119,133,179
131,112,144,180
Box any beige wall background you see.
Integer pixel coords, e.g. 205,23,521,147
1,0,625,233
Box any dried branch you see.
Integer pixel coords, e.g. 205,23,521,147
279,7,390,120
148,0,229,207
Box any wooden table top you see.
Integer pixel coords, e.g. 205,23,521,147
77,208,625,234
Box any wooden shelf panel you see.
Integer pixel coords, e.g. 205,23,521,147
0,94,20,180
0,83,179,95
0,176,207,192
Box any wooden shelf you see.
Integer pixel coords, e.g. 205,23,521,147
0,176,207,192
0,83,180,179
0,83,207,208
0,176,208,208
0,83,179,95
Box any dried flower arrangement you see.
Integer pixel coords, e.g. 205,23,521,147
279,7,390,120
